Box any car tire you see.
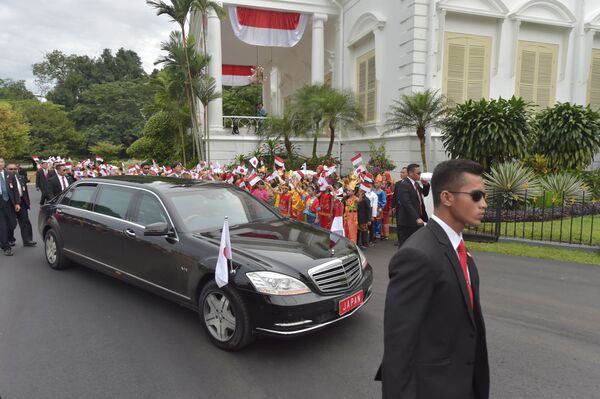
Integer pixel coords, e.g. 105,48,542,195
199,281,254,351
44,229,71,270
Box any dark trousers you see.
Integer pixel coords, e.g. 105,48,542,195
39,190,48,205
0,199,17,250
369,220,376,242
358,229,369,247
397,225,422,247
9,205,33,243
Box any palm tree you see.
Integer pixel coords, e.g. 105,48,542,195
319,89,364,157
262,110,307,163
294,84,326,159
193,0,226,59
195,75,220,163
385,90,446,171
155,31,210,161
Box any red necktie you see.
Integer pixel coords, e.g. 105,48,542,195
457,240,473,308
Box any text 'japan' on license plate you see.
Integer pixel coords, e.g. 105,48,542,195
339,290,363,316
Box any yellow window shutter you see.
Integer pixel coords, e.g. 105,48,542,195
588,49,600,110
444,32,491,105
367,55,376,121
518,49,537,103
536,51,555,107
357,59,367,119
516,41,558,108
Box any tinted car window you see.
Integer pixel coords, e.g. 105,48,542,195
69,185,96,210
168,187,278,232
133,193,168,226
93,185,136,220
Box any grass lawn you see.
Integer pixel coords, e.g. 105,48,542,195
467,241,600,266
472,215,600,246
389,231,600,266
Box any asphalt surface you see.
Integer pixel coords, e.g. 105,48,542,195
0,188,599,399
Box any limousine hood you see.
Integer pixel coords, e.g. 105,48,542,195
195,218,357,275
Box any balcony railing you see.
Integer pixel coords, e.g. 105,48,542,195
222,116,267,136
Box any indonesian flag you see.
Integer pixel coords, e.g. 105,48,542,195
95,156,104,163
360,181,372,192
354,165,366,177
238,180,246,189
295,169,305,180
266,170,278,182
326,165,336,177
128,165,137,175
222,64,254,87
215,218,232,288
249,156,259,169
360,172,374,183
247,173,261,186
226,174,235,184
274,156,285,168
351,153,363,167
31,156,40,163
228,6,308,48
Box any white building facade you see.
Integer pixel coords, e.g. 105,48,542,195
194,0,600,175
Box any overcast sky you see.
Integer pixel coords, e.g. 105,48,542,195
0,0,176,94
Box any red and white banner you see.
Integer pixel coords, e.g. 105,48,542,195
222,64,254,87
274,156,285,167
228,6,308,48
351,153,363,167
247,173,261,186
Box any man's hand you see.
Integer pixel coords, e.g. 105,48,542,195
15,204,21,213
416,218,424,226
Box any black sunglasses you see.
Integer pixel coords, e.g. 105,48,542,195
448,190,486,202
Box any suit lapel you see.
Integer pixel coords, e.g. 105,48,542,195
428,220,476,327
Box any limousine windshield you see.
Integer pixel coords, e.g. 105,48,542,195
166,186,279,232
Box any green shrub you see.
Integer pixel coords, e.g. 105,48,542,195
441,97,532,170
534,103,600,171
484,162,540,209
367,140,396,176
539,173,587,205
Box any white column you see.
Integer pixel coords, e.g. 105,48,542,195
311,13,328,84
207,6,223,131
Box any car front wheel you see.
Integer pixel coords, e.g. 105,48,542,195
199,281,253,351
44,229,71,270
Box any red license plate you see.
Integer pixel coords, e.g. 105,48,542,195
339,291,363,316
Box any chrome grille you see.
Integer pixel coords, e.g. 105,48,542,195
308,255,362,294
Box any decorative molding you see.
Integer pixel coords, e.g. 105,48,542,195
437,0,508,19
508,0,575,28
346,12,386,47
584,8,600,32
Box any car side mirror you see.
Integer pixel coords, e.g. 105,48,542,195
144,222,171,236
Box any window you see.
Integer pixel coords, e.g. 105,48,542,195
587,49,600,110
516,40,558,108
133,193,168,226
356,50,376,122
167,187,278,232
93,185,136,220
68,185,96,210
443,32,491,105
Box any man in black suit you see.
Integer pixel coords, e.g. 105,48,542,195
6,163,36,247
376,159,490,399
47,164,72,199
0,157,21,256
394,163,430,246
35,160,54,205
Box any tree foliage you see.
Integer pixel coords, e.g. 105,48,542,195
386,90,446,172
32,48,146,110
441,96,532,170
127,111,179,163
70,80,154,148
0,102,30,159
11,100,84,157
0,79,36,100
89,141,124,162
534,102,600,171
222,84,262,116
367,140,396,176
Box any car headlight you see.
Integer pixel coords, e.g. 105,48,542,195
246,271,311,296
357,247,368,269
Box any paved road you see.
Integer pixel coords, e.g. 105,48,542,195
0,188,599,399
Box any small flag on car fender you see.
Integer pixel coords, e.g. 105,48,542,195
215,218,232,288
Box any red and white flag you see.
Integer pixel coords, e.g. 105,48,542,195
95,156,104,163
360,181,372,192
354,165,366,177
318,176,328,191
274,156,285,168
247,173,261,186
351,153,362,167
295,169,305,180
31,156,40,163
249,156,259,169
222,64,254,87
215,218,232,288
266,170,278,182
228,6,308,48
326,165,336,177
360,172,374,183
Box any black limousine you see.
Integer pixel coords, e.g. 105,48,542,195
39,176,373,350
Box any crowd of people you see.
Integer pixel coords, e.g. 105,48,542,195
1,153,432,255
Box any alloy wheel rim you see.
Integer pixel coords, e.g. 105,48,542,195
45,234,57,264
203,292,236,342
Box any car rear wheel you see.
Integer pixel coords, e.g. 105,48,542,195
199,281,253,351
44,229,71,270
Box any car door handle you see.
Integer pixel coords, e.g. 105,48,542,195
124,228,136,238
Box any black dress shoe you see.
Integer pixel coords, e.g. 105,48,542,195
3,248,13,256
9,241,16,247
24,241,37,247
